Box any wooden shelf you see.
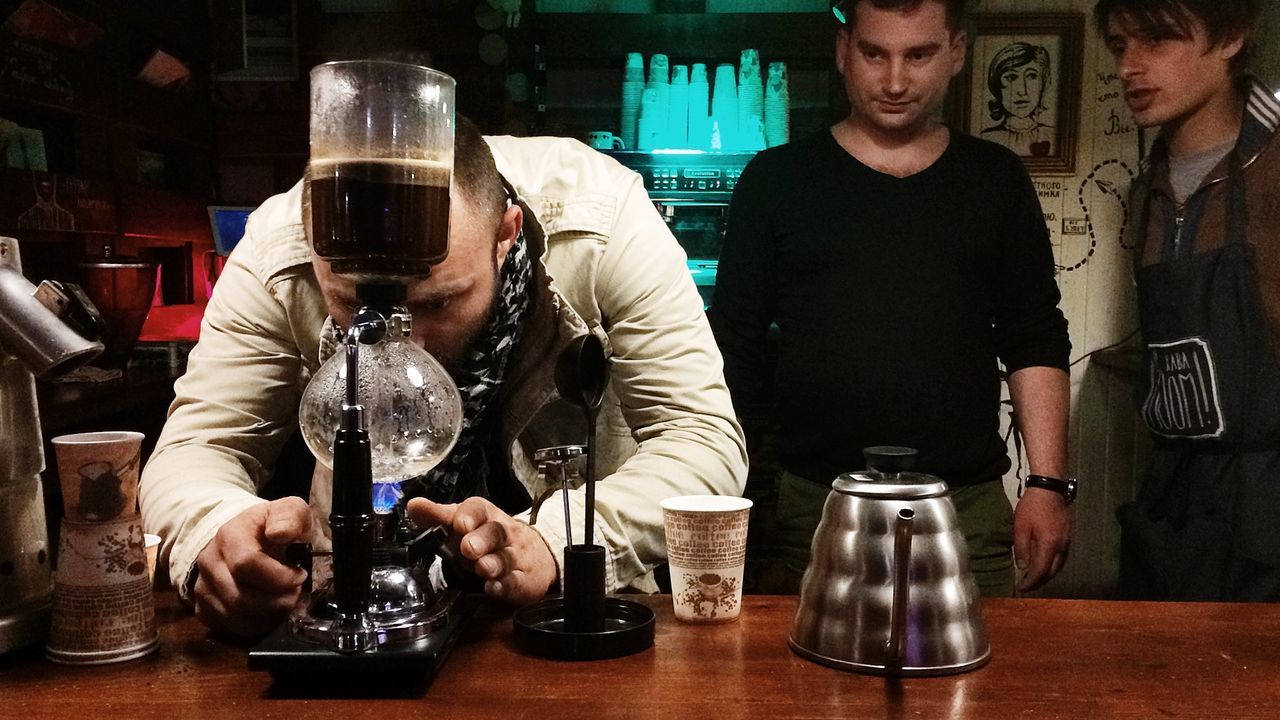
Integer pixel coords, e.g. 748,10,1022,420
541,12,835,65
538,12,842,141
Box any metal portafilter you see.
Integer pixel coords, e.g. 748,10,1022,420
512,335,655,661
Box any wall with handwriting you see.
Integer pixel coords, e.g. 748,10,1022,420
969,0,1145,598
974,0,1277,597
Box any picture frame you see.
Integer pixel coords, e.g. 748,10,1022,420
951,13,1084,176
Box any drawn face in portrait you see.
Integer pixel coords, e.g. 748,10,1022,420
34,176,56,203
980,42,1055,157
1000,61,1044,120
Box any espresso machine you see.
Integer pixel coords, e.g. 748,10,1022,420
248,61,473,685
0,236,104,653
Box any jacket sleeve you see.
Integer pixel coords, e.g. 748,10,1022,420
138,214,323,602
582,172,749,591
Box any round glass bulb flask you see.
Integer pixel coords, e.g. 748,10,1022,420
298,310,463,488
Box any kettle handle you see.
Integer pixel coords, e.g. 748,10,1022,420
885,507,915,666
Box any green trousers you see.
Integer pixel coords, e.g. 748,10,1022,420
768,471,1016,597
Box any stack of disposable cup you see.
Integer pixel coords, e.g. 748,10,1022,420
668,65,689,149
637,86,662,151
688,63,711,151
711,63,738,151
737,49,764,151
765,61,790,148
741,115,765,153
646,54,670,148
620,52,645,150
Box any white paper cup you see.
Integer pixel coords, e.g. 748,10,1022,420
144,533,161,582
661,495,752,623
648,53,669,85
624,52,644,83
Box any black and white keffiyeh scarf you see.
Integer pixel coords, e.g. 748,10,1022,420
316,230,532,503
407,229,532,502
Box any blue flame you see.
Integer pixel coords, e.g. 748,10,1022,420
372,481,404,514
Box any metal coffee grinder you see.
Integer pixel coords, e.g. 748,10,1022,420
0,236,104,653
248,61,472,685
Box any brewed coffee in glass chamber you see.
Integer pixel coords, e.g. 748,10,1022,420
308,61,455,280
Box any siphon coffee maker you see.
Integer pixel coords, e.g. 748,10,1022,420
0,236,104,654
248,61,472,686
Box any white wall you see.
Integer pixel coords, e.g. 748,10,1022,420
970,0,1145,598
975,0,1280,598
1256,0,1280,85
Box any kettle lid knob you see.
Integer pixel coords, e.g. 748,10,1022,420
863,446,917,475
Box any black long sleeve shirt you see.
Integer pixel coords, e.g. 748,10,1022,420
708,129,1070,487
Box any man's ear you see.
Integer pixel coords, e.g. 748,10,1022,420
949,30,968,77
835,27,851,76
495,202,522,267
1217,33,1246,64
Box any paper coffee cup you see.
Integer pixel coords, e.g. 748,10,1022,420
144,533,161,582
661,495,752,623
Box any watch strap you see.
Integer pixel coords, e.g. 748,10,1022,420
1025,474,1076,503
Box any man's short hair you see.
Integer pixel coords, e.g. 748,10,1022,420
833,0,968,33
1092,0,1261,76
454,115,508,231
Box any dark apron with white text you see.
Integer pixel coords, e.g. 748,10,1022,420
1118,158,1280,601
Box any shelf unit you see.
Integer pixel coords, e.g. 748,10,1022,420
537,11,845,140
0,0,215,297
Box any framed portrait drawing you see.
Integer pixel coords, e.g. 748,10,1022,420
951,13,1085,175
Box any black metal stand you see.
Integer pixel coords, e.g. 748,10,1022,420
512,544,655,661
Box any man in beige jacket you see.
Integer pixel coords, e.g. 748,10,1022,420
140,119,747,636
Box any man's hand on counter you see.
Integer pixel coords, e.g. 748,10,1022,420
1013,488,1072,592
192,497,312,637
407,496,558,606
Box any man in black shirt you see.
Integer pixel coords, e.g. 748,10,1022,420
709,0,1073,595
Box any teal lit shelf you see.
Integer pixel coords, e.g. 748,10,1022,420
542,13,834,67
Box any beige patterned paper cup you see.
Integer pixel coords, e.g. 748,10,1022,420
52,431,143,523
47,431,157,664
661,495,752,623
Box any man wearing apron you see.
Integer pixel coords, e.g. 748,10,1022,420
1096,0,1280,600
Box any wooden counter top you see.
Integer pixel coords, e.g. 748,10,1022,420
2,593,1277,719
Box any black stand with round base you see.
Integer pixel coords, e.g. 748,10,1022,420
512,544,655,660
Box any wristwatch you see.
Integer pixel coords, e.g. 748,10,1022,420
1025,474,1078,505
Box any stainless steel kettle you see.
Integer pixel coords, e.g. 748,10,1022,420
789,447,990,676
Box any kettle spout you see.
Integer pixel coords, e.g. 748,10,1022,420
884,507,914,667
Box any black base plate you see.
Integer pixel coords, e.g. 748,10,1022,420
512,596,655,661
247,594,478,695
